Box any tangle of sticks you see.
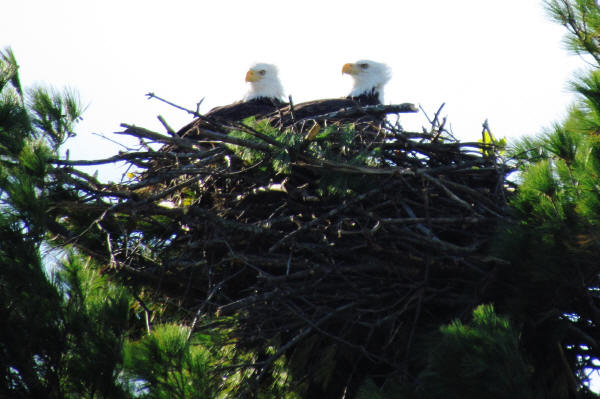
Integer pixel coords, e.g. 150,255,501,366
48,101,511,386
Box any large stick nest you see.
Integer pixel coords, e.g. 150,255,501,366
50,103,511,381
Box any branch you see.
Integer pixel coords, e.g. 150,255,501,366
268,186,384,253
119,123,272,152
146,92,201,117
49,150,183,166
307,103,418,122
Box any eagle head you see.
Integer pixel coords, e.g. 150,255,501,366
244,63,285,101
342,60,391,102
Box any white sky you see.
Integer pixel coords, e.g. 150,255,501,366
1,0,585,181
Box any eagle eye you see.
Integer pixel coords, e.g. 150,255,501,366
258,70,266,76
359,63,369,69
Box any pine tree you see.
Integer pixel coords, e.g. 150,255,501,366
393,2,600,397
356,305,535,399
0,47,133,399
0,48,293,398
488,1,600,397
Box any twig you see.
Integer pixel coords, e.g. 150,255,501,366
268,186,383,253
91,131,138,151
119,123,272,152
50,150,184,166
195,97,205,114
304,103,418,123
256,302,354,381
146,92,202,117
157,115,175,135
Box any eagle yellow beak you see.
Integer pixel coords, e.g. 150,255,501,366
342,63,355,75
245,69,259,82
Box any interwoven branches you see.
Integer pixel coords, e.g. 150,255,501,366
48,103,511,380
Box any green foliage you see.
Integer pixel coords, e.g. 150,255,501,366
1,247,133,398
355,378,408,399
0,48,29,159
504,69,600,287
515,159,567,223
416,305,534,399
570,70,600,117
0,46,134,399
122,324,215,399
0,47,23,98
54,253,132,398
121,321,300,399
500,6,600,396
0,48,82,155
0,91,29,155
478,127,507,158
0,47,62,398
509,125,581,170
28,85,83,150
353,306,535,399
227,117,302,174
508,93,600,231
544,0,600,63
0,214,65,398
228,118,381,198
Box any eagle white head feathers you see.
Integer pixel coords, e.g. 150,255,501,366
174,63,286,137
178,60,393,133
243,63,285,102
342,60,391,103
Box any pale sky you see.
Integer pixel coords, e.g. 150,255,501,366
2,0,585,181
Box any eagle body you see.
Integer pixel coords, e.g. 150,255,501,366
349,88,383,107
177,63,286,138
203,96,287,122
283,88,382,119
269,60,391,127
177,96,286,138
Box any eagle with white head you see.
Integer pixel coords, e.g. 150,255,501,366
243,63,286,102
270,59,392,126
177,63,287,136
342,59,391,105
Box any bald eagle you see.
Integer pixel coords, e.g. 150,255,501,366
270,60,391,126
177,63,287,137
343,59,391,105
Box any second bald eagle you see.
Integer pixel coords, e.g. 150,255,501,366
271,60,391,127
177,63,287,137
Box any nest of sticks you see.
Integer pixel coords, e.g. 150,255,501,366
51,102,511,384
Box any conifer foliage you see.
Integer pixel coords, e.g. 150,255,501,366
490,1,600,396
0,48,131,398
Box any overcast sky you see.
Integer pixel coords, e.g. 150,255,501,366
1,0,585,181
